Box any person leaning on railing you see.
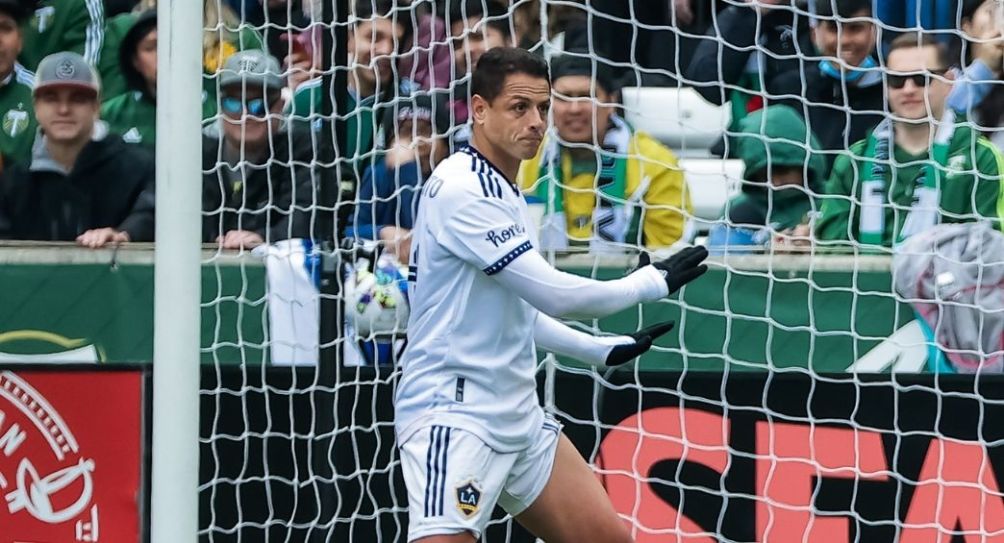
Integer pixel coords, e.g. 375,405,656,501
813,34,1004,247
0,52,155,248
201,49,316,250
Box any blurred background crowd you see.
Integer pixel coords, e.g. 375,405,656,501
0,0,1001,257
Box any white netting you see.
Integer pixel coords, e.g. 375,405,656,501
193,0,1004,541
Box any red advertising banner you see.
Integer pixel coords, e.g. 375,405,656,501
0,369,144,542
552,371,1004,543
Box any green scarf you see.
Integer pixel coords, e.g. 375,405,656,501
858,110,956,246
534,115,645,252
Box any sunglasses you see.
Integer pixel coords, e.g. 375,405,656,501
220,95,278,116
887,69,948,89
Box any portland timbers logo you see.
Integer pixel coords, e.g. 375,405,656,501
3,108,28,138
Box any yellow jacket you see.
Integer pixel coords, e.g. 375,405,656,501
517,131,691,248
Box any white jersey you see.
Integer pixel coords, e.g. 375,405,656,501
395,146,543,453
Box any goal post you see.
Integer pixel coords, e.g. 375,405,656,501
151,0,203,541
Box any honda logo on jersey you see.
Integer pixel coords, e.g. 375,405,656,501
455,480,482,517
485,224,526,248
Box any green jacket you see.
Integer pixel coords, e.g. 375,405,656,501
723,105,827,230
102,11,246,147
816,125,1004,245
97,12,135,100
101,90,218,148
0,65,37,167
100,91,155,147
289,79,381,179
20,0,105,71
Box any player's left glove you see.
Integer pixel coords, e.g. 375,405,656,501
604,321,675,366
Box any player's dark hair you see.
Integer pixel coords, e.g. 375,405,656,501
448,0,511,40
471,47,549,104
887,33,949,69
814,0,872,19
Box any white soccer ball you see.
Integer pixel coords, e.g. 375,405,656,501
344,256,410,337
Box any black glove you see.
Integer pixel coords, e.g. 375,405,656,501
604,321,676,366
635,246,709,295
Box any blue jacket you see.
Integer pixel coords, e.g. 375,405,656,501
346,160,423,240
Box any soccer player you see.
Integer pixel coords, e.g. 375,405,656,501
395,47,709,543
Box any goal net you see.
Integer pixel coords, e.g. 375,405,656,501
195,0,1004,541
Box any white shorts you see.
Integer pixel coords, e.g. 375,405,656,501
399,415,562,542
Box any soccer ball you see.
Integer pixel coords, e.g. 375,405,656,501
344,255,410,337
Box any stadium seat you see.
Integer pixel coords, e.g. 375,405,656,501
621,87,731,158
678,158,743,231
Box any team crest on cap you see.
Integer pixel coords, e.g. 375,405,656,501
455,479,482,517
239,57,259,72
55,59,76,79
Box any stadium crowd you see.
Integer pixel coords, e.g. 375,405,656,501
0,0,1000,255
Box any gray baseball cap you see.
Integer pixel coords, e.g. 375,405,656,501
219,50,284,91
34,52,101,96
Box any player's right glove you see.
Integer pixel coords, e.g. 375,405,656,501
636,246,709,295
604,321,675,366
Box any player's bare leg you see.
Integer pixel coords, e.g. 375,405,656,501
515,433,632,543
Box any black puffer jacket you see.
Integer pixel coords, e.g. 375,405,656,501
0,129,155,241
685,4,814,107
201,120,318,243
780,63,885,157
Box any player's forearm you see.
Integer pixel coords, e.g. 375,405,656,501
533,312,630,368
493,250,668,319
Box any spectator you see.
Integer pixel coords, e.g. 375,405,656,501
202,0,267,118
243,0,309,65
96,5,139,100
685,0,814,154
203,50,315,249
346,92,451,264
517,53,692,251
279,19,321,95
815,34,1004,246
446,0,512,114
396,0,452,93
948,0,1004,151
18,0,105,71
100,9,158,146
290,0,410,178
448,0,512,84
707,105,827,252
0,1,36,167
0,52,155,246
791,0,884,165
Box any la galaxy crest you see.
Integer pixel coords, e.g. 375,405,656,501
455,479,482,517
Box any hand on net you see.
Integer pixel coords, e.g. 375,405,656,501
604,321,676,366
635,246,709,296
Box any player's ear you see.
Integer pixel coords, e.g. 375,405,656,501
470,94,489,125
